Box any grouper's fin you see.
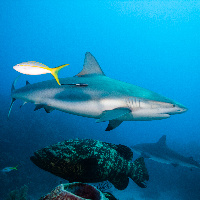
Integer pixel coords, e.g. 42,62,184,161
8,75,21,119
96,108,131,123
129,157,149,188
109,173,129,190
104,142,133,160
76,52,105,77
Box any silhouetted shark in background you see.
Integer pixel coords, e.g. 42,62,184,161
8,52,187,131
131,135,200,169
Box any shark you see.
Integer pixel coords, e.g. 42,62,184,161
8,52,187,131
131,135,200,169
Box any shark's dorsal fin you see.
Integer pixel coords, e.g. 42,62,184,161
157,135,167,146
76,52,105,77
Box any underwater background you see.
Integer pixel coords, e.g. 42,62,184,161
0,1,200,199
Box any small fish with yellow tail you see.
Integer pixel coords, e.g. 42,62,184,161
1,165,18,173
13,61,69,85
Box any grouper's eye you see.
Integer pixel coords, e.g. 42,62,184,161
173,104,175,107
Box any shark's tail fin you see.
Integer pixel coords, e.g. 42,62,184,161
49,64,69,85
129,157,149,188
8,75,21,119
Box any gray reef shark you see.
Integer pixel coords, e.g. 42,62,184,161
8,52,187,131
131,135,200,169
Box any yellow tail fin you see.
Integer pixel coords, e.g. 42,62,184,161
50,64,69,85
14,165,19,170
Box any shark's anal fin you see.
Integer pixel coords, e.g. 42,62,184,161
96,108,131,123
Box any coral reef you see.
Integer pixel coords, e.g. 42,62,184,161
5,185,28,200
95,181,113,193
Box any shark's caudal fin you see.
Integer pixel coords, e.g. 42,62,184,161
157,135,167,146
129,157,149,188
8,98,16,119
8,75,21,119
50,64,69,85
76,52,105,77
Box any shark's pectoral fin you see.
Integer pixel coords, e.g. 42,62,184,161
106,120,123,131
34,104,54,113
96,108,131,123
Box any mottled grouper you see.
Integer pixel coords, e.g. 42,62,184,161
30,138,149,190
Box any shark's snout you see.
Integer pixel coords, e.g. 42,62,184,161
175,104,188,114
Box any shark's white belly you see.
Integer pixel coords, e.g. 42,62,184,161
15,87,172,121
42,97,171,121
44,98,126,118
150,156,172,164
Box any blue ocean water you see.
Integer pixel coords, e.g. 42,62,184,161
0,1,200,199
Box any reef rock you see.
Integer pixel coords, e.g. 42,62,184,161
40,182,108,200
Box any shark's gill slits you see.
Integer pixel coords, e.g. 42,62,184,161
126,97,142,109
